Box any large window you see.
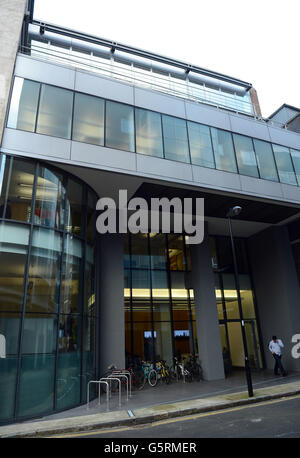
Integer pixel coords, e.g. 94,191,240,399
272,144,297,186
162,115,190,163
36,84,73,139
7,78,40,132
125,233,196,367
72,93,104,146
253,139,278,182
233,134,259,178
7,77,300,187
212,236,263,372
187,121,215,168
0,153,98,423
105,101,135,152
135,108,163,157
211,128,237,173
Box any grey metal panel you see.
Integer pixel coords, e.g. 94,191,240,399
229,114,271,142
136,154,193,182
281,183,300,202
2,128,71,160
134,87,186,118
268,125,300,150
74,69,134,105
192,164,241,191
14,55,76,90
239,175,283,200
71,141,136,172
185,101,231,131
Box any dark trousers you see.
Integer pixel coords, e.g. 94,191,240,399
273,353,286,375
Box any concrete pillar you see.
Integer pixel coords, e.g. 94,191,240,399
190,230,225,380
98,234,125,375
248,226,300,372
0,0,26,145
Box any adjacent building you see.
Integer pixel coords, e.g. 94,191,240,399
0,0,300,424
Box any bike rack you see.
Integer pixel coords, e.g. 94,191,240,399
87,380,110,411
111,370,132,398
100,377,122,408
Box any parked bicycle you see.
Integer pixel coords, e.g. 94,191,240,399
171,356,192,382
184,354,203,382
155,359,171,384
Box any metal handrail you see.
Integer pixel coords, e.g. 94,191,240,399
87,380,109,411
19,43,254,117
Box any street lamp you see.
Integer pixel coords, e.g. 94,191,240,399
226,206,254,398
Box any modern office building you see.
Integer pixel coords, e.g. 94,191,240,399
1,0,300,424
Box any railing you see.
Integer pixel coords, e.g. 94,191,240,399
19,42,255,117
86,368,132,411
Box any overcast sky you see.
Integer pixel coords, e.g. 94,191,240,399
33,0,300,118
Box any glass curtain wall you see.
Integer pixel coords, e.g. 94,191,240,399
210,236,263,375
7,76,300,187
0,154,98,424
124,233,196,368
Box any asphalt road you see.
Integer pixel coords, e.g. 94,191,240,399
49,394,300,439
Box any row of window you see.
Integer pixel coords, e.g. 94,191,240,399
7,77,300,186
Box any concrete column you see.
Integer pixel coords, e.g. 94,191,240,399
248,226,300,372
190,230,225,380
0,0,26,145
98,234,125,375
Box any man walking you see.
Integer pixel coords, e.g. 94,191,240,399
269,336,287,376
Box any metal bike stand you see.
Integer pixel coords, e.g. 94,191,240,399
87,380,110,411
111,372,129,401
111,369,132,397
100,377,122,408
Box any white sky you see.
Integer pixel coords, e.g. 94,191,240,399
33,0,300,118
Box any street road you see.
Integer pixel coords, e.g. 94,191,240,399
48,394,300,439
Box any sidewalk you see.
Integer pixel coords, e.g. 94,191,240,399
1,370,300,438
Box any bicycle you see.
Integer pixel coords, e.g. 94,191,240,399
171,356,191,382
184,354,203,382
141,361,158,387
155,359,171,384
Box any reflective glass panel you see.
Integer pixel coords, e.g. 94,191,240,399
0,155,35,222
65,178,83,235
0,223,29,312
272,144,297,185
0,312,20,420
290,149,300,185
154,321,173,366
211,128,237,173
18,313,57,417
36,84,73,139
233,134,259,178
168,234,185,270
135,108,163,157
34,166,65,229
131,233,149,269
187,121,215,168
61,236,83,314
150,233,167,269
26,228,62,314
105,101,135,152
86,191,97,243
253,139,278,181
162,115,190,163
72,93,104,145
7,78,40,132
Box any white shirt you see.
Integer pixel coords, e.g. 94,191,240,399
269,339,284,355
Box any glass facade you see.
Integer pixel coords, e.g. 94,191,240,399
0,154,98,424
124,233,195,367
7,77,300,186
211,236,263,374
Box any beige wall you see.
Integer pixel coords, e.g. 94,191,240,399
0,0,26,145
